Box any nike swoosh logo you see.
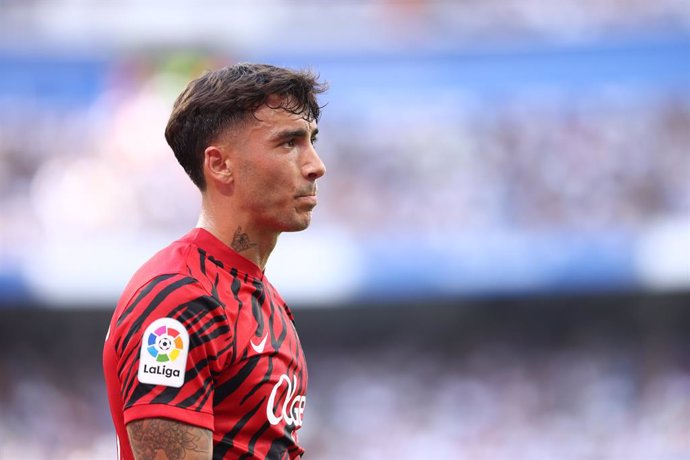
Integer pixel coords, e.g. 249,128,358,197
250,334,268,354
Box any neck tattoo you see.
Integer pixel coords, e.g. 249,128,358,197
231,226,258,252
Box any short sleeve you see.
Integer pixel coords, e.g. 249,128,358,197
111,273,233,430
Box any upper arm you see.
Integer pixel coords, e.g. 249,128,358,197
114,275,233,431
127,418,212,460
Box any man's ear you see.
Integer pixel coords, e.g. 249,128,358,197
203,145,233,185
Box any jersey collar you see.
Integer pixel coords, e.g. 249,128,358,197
186,227,265,280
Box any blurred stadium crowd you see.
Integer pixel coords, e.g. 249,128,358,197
2,81,689,244
1,0,689,51
320,89,690,234
1,75,689,241
2,303,690,459
1,65,689,301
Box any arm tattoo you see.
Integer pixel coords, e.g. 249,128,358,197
231,226,258,252
127,418,212,460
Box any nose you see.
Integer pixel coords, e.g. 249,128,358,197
303,144,326,181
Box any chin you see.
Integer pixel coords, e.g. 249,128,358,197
282,215,312,232
284,221,311,232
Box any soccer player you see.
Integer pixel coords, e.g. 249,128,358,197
103,63,327,459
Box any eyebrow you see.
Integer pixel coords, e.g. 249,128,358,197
270,127,319,142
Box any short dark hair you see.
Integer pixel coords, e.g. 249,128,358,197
165,63,327,189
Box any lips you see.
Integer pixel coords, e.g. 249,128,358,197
295,195,318,206
295,185,318,207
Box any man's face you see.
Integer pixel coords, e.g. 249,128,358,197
229,102,326,233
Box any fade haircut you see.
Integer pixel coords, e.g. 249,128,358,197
165,63,327,190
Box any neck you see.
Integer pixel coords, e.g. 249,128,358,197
196,202,278,271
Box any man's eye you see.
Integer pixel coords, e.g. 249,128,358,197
284,139,296,148
311,137,318,145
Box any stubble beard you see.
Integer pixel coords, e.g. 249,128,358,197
283,209,313,233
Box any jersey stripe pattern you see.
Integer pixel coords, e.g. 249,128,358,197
103,228,308,459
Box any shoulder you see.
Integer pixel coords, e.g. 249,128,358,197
113,235,221,329
119,234,212,304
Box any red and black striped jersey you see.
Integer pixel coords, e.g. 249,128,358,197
103,228,308,459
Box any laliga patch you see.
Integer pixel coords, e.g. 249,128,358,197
138,317,189,388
